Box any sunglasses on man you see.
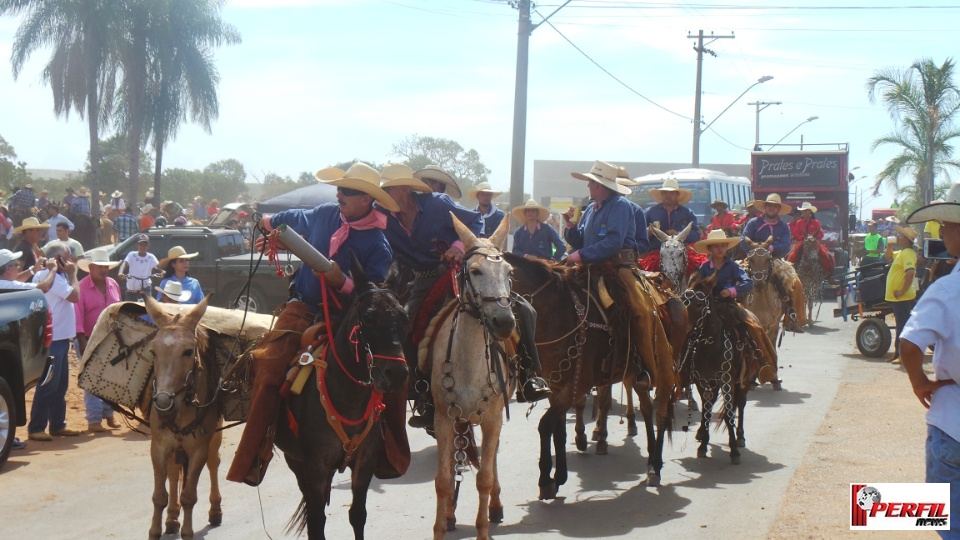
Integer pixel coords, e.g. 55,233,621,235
337,187,365,197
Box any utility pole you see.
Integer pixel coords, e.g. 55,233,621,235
747,100,781,147
689,30,734,168
508,0,532,212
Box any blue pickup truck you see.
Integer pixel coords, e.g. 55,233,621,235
0,287,51,469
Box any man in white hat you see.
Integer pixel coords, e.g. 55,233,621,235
511,199,565,261
899,182,960,524
0,248,57,291
74,249,123,433
109,190,125,212
413,165,463,200
467,182,505,237
643,178,700,253
786,201,834,276
229,162,400,486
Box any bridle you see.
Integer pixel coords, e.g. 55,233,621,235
456,246,515,314
745,245,772,283
151,333,203,414
660,239,688,289
340,286,406,387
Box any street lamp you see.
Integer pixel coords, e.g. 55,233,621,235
767,116,819,149
692,75,773,167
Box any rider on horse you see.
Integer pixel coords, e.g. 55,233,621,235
706,199,737,236
639,178,706,273
228,162,401,486
467,182,506,238
511,199,566,262
786,201,835,275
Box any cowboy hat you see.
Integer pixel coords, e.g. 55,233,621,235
884,215,900,225
158,245,199,270
511,199,550,223
77,248,121,273
110,190,122,198
315,162,400,213
746,193,792,215
141,203,155,213
615,166,639,187
466,182,503,200
76,187,91,197
571,160,632,196
906,182,960,225
23,183,33,189
156,280,192,303
13,216,51,234
145,187,155,195
379,163,431,192
893,225,918,241
0,249,23,268
797,201,818,214
413,165,463,199
709,199,729,210
694,229,742,254
648,178,693,205
40,189,49,195
865,219,879,226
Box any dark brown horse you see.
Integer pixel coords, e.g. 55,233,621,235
274,258,410,540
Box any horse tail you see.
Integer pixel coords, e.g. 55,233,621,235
285,498,308,536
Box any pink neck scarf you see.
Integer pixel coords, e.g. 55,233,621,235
329,210,387,257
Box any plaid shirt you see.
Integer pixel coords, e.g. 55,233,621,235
9,189,36,209
70,196,91,216
113,213,139,241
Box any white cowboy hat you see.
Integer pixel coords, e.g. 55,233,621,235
746,193,792,216
0,249,23,268
797,201,818,214
884,215,900,225
907,182,960,225
466,182,503,200
23,183,34,189
315,162,400,213
111,190,122,198
648,178,694,205
156,280,192,303
379,163,431,192
694,229,742,254
141,203,155,213
158,245,199,270
893,225,918,241
571,160,632,196
709,199,729,210
511,199,549,223
413,165,463,199
615,166,639,187
13,216,51,234
145,187,155,195
77,248,121,273
76,187,91,197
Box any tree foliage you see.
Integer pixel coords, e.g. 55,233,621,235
156,158,246,204
0,134,32,191
391,135,490,188
867,57,960,205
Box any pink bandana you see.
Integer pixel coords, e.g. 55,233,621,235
329,210,387,257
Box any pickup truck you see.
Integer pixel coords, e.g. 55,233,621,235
93,226,301,313
0,287,52,469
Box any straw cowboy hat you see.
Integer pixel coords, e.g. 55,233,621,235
158,245,199,270
145,187,155,195
315,162,400,213
77,248,121,273
76,187,91,197
0,249,23,268
884,215,900,225
24,183,34,190
141,203,155,213
413,165,463,199
466,182,503,200
511,199,550,223
615,166,639,187
797,201,818,214
649,178,694,205
13,216,51,234
893,225,918,241
746,193,792,215
907,181,960,225
571,160,632,196
156,280,192,303
709,199,729,210
694,229,742,254
379,163,431,192
111,190,122,198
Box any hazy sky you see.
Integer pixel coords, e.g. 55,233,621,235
3,0,959,210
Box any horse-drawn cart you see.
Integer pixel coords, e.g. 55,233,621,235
833,259,894,357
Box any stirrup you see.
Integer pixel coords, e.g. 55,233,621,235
408,406,435,429
517,376,551,403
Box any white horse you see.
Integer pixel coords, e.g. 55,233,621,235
421,214,515,540
650,222,694,291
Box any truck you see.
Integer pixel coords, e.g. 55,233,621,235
0,287,52,469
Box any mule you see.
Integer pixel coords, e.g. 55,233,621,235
738,236,784,345
274,258,410,540
143,294,223,540
423,215,514,540
650,222,695,291
795,235,825,325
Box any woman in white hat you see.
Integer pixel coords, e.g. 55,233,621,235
156,246,203,305
467,182,505,237
786,201,835,275
110,190,125,212
644,177,700,253
511,199,565,262
885,224,919,363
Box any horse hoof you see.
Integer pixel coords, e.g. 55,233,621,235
731,454,741,465
771,380,783,391
446,518,456,532
596,440,608,455
737,437,746,448
209,511,223,526
575,433,587,452
697,447,708,458
164,522,180,535
591,428,600,442
627,423,638,437
489,507,504,523
539,482,558,500
647,472,661,487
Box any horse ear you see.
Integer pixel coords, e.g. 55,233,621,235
181,293,211,329
651,225,669,243
763,234,774,247
450,212,479,249
488,214,510,251
677,222,694,242
143,293,174,327
746,238,758,249
349,251,370,291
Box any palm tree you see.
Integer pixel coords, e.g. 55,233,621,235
867,57,960,205
2,0,122,236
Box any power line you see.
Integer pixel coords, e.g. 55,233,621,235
705,126,752,151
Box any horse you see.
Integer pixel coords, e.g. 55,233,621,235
143,294,224,540
738,236,785,346
649,222,695,291
680,272,757,464
795,235,825,325
421,215,515,540
504,253,675,496
273,257,410,540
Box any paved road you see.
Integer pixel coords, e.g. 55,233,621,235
0,305,859,539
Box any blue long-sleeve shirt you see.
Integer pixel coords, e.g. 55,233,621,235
740,216,792,258
377,192,483,271
512,223,566,261
643,203,700,251
698,258,753,299
270,203,393,307
478,206,505,238
564,192,635,264
625,199,650,254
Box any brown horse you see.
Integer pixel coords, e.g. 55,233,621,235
738,236,784,345
795,235,825,324
143,294,223,540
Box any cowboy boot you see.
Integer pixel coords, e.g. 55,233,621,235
407,368,435,429
513,296,551,403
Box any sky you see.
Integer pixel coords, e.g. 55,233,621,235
2,0,960,213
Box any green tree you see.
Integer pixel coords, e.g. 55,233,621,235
329,159,382,172
86,134,152,202
259,172,299,200
200,158,247,202
390,135,490,188
0,134,32,191
867,57,960,205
